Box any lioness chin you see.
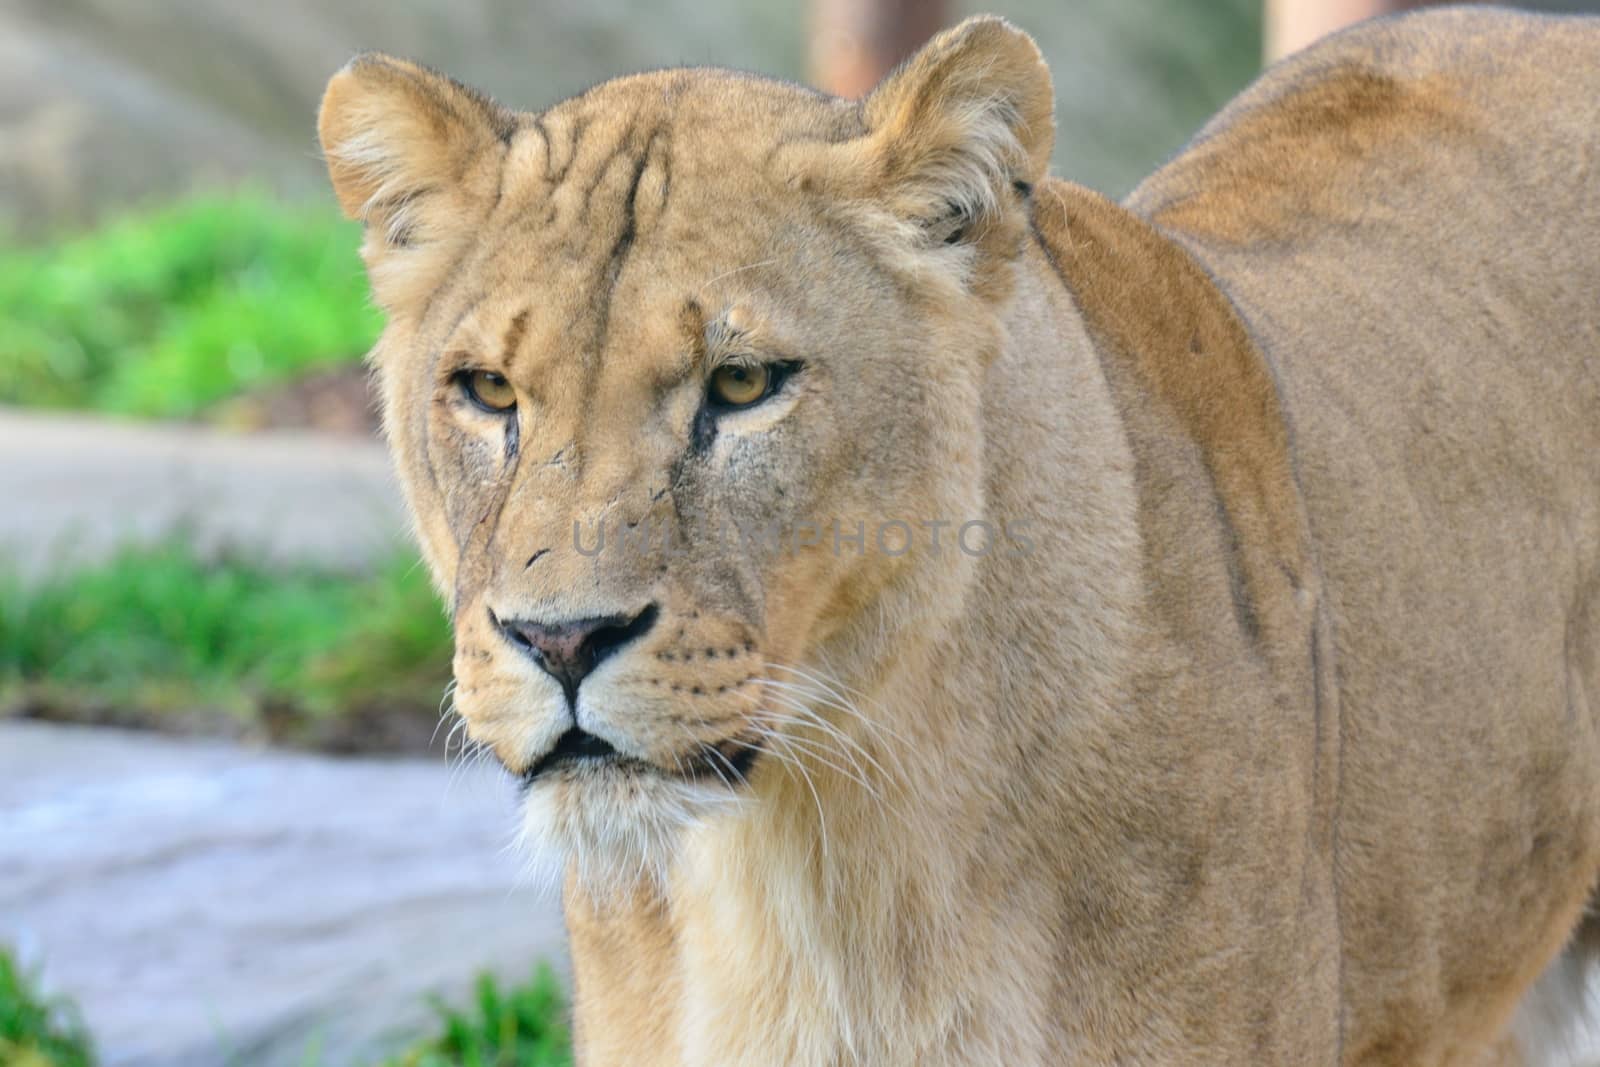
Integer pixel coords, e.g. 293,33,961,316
318,8,1600,1064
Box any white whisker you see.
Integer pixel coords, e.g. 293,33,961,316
748,720,880,799
753,680,903,788
743,696,885,796
698,257,779,291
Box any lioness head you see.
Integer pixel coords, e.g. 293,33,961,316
318,17,1054,884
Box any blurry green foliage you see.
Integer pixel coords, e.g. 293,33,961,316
383,967,573,1067
0,192,380,417
0,544,450,731
0,949,96,1067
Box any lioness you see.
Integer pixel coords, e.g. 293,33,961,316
317,8,1600,1064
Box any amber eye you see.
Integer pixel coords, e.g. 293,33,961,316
461,370,516,413
708,364,773,408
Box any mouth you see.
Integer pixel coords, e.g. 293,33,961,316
523,727,625,784
684,736,763,783
520,727,764,787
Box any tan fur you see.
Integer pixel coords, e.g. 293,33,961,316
319,10,1600,1063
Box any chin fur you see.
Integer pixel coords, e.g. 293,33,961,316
513,765,750,898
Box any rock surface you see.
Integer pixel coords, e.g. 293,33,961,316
0,720,567,1067
0,0,1279,233
0,407,406,580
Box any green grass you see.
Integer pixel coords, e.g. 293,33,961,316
0,192,380,418
0,951,95,1067
383,967,573,1067
0,544,452,744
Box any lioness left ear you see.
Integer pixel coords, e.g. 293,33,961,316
814,17,1054,272
318,54,516,311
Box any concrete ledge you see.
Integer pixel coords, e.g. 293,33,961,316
0,407,409,577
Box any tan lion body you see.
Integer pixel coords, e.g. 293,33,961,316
320,8,1600,1064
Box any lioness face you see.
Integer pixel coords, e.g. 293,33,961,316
319,24,1053,881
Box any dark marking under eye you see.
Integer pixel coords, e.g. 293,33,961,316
690,404,717,453
525,547,550,569
504,413,520,464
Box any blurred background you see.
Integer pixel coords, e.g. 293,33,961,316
1,1,1596,1065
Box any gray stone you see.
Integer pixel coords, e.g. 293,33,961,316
0,407,407,580
0,720,567,1067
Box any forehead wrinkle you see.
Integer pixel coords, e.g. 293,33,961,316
649,330,699,392
678,297,707,357
501,306,531,369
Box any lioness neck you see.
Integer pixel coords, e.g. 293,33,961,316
573,227,1156,1066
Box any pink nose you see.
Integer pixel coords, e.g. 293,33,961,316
493,605,658,702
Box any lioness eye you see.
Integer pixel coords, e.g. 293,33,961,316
708,365,772,408
461,370,516,413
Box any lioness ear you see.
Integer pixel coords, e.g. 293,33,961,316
318,54,515,310
819,17,1054,277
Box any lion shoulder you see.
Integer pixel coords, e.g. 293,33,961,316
1127,6,1600,246
1029,179,1320,663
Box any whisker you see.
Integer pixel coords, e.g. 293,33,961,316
767,661,915,751
768,731,829,861
698,256,779,291
759,668,914,788
705,743,750,790
744,697,885,794
430,678,460,747
748,721,880,799
751,685,900,787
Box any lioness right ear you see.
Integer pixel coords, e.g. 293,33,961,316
801,17,1054,288
318,54,515,310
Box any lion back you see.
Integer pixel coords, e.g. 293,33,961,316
1129,7,1600,1060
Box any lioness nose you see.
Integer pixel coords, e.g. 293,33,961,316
494,604,659,701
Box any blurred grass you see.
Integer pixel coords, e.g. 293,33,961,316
0,951,95,1067
0,544,452,746
0,192,380,418
381,967,573,1067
